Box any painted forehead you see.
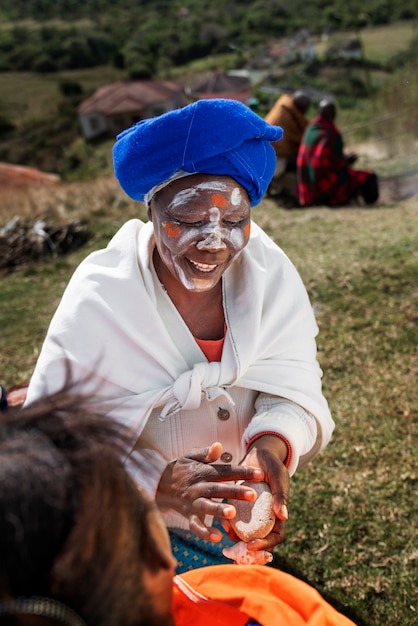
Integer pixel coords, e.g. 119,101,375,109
166,181,246,211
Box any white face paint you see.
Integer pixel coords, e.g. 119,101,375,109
196,207,226,251
231,187,242,206
166,181,232,211
150,175,251,292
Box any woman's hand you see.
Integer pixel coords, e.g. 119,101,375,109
225,434,290,553
345,151,358,165
156,442,264,541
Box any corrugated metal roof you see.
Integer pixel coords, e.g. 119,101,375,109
78,80,184,115
189,91,251,104
185,71,251,104
188,71,250,95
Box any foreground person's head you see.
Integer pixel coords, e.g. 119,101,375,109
148,172,252,292
0,390,177,626
113,99,282,293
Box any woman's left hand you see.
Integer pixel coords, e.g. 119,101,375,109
224,434,290,552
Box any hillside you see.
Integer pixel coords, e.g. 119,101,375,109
0,1,416,76
0,4,417,182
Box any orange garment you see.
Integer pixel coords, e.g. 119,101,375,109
194,323,226,362
172,564,357,626
265,94,309,160
194,336,225,362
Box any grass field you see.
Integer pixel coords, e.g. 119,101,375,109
0,178,416,625
0,65,126,127
314,20,417,63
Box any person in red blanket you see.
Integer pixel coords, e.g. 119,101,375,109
297,99,379,207
0,387,358,626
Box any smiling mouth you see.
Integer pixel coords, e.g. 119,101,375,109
188,259,218,273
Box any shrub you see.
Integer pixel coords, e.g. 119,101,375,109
0,115,15,138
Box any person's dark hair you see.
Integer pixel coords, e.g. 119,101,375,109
293,90,311,115
0,387,172,626
318,99,336,121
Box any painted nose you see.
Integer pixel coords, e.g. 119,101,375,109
196,230,227,250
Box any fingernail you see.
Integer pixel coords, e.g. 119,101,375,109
278,504,288,520
244,489,257,500
223,505,236,519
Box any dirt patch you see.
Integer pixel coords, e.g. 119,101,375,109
379,171,418,203
268,162,418,207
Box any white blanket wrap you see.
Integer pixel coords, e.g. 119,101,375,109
26,219,334,488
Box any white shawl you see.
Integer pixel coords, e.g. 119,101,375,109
26,219,333,450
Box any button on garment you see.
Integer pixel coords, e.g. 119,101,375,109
217,407,230,421
138,385,258,530
220,452,233,463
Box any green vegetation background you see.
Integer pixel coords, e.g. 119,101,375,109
1,1,418,179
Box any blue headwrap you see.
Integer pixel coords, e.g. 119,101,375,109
113,98,283,207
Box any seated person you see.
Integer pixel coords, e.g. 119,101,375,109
0,387,357,626
297,99,379,207
265,90,311,176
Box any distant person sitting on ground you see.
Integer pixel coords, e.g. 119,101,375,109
297,99,379,207
0,387,358,626
265,90,311,177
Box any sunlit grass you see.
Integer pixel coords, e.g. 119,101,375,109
256,197,418,626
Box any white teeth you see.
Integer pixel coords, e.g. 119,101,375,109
189,259,217,272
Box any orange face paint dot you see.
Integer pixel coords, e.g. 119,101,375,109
244,223,251,237
164,222,181,238
211,193,227,208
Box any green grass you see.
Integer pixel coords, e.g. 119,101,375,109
360,20,418,64
256,199,417,625
313,20,417,64
1,181,416,625
0,65,126,127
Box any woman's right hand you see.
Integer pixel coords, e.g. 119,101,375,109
156,442,264,541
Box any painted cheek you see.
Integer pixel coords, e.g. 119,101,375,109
211,193,227,207
244,223,251,238
163,222,181,238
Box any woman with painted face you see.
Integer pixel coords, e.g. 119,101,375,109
25,99,334,572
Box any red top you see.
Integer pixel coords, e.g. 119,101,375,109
194,335,225,362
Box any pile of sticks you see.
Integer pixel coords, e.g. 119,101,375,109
0,217,90,273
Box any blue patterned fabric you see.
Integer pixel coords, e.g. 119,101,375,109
113,98,283,207
170,519,236,574
171,522,262,624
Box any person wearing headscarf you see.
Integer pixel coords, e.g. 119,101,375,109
25,99,334,573
297,99,379,207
